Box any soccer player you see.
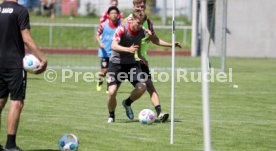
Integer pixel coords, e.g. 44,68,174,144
126,0,182,122
96,6,121,92
99,0,123,24
40,0,55,19
106,10,147,123
0,0,47,150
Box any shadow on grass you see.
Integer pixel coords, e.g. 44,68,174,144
115,119,140,123
116,91,130,94
114,118,183,124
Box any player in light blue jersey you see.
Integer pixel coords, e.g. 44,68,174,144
96,6,121,92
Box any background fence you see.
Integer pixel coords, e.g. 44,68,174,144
31,22,192,50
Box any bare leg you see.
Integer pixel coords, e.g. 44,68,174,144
101,68,108,77
129,83,146,102
122,83,146,120
146,79,160,106
97,68,108,91
0,98,8,132
107,84,120,122
7,101,24,135
99,68,108,78
107,84,120,113
3,100,24,149
146,79,169,122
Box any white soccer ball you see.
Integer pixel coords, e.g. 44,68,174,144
138,109,155,125
23,54,40,73
58,134,79,151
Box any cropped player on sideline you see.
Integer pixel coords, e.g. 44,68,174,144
96,6,121,92
0,0,47,150
106,10,147,123
125,0,182,122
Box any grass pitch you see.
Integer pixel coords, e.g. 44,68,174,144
0,56,275,151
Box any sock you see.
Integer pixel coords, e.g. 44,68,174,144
124,97,133,106
109,111,115,119
155,105,162,116
98,77,104,86
6,134,16,149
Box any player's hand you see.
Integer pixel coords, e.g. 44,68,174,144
144,27,153,36
129,44,139,53
99,42,105,49
175,42,182,48
33,59,47,74
137,58,148,66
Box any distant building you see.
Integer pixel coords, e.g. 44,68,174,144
207,0,276,57
78,0,132,16
226,0,276,57
77,0,191,19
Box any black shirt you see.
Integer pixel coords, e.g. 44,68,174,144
0,1,30,69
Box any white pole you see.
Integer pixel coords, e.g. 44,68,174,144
191,0,198,57
170,0,176,145
162,0,167,25
221,0,227,72
200,0,212,151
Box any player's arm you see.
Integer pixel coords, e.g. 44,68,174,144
149,35,182,48
146,19,181,48
111,25,138,53
95,35,104,48
111,41,138,53
96,22,105,48
21,29,47,74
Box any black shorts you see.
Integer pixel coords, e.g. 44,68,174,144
0,69,27,100
107,62,146,87
100,57,109,69
43,4,54,10
138,62,151,79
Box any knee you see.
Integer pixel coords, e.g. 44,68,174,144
102,69,108,75
0,99,7,113
0,104,4,112
0,106,4,113
99,68,108,76
11,101,24,110
136,83,146,93
108,89,117,99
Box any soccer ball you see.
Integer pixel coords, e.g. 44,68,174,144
23,54,40,73
58,134,79,151
138,109,155,125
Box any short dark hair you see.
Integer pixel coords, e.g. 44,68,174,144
107,6,120,14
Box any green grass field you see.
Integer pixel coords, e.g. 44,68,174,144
0,55,275,151
29,14,192,50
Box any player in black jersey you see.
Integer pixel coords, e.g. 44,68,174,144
106,10,147,123
0,0,47,150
